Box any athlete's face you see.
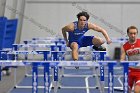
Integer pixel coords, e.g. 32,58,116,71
127,29,138,42
78,16,87,28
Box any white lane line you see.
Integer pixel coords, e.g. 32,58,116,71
85,76,90,93
49,82,52,92
118,76,123,87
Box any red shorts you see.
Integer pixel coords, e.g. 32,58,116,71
129,67,140,89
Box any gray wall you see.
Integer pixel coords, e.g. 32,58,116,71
21,1,140,40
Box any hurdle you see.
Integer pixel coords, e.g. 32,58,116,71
111,37,128,43
23,38,65,46
47,50,107,93
12,41,107,93
0,60,139,93
12,42,66,73
7,43,67,92
0,36,131,92
0,49,14,80
0,47,107,93
49,50,136,93
12,38,66,93
6,50,51,91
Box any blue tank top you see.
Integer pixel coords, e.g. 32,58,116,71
68,21,88,42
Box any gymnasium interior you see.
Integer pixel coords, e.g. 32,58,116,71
0,0,140,93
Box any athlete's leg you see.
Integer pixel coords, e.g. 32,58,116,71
128,75,134,93
70,42,79,60
92,36,105,46
79,36,105,50
134,83,140,93
128,68,140,93
134,75,140,93
92,36,106,51
128,68,135,93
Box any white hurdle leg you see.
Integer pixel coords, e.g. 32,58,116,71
93,66,104,93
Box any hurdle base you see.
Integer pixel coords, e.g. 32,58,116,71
51,86,61,89
95,86,99,89
114,88,123,91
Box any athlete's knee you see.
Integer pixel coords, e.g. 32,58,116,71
134,85,140,93
134,89,140,93
70,42,78,50
92,36,104,46
128,86,132,93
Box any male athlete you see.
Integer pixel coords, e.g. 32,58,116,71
62,11,112,60
120,26,140,93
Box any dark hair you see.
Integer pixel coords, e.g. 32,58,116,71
127,26,138,33
77,11,90,20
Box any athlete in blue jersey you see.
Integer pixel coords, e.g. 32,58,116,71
62,11,112,60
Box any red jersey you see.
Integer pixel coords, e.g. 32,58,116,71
123,39,140,61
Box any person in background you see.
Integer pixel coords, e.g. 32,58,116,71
120,26,140,93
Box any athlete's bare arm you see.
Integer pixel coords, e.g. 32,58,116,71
88,22,112,44
120,46,126,61
62,23,74,46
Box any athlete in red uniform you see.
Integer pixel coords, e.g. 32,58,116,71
120,26,140,93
